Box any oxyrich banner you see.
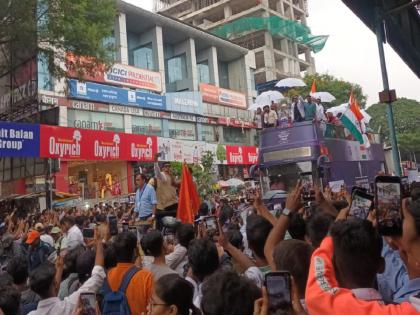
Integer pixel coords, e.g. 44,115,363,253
0,121,40,157
68,79,166,111
40,125,157,161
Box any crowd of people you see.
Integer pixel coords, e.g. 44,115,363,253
1,162,420,315
253,95,343,130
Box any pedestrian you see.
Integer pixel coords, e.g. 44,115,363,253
26,230,55,272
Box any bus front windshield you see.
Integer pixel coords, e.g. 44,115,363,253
261,161,314,193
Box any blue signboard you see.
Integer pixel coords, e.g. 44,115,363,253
69,79,166,111
165,91,203,115
0,121,40,157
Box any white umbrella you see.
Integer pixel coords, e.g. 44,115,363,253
311,91,336,103
249,90,284,111
275,78,306,88
326,103,349,116
226,178,245,187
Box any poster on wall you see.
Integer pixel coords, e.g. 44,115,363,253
157,138,206,163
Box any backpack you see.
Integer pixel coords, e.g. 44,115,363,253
102,266,139,315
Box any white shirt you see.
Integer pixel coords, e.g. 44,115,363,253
316,103,326,121
40,234,54,247
185,276,202,309
165,244,188,275
65,225,84,250
28,265,105,315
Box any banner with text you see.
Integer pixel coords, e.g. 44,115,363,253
40,125,157,161
0,121,40,157
200,83,247,109
69,79,166,111
66,54,162,92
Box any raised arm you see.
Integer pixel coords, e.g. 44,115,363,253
264,183,303,270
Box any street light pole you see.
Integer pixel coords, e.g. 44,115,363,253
375,7,402,176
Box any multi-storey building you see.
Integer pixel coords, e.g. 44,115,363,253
0,1,259,202
155,0,326,90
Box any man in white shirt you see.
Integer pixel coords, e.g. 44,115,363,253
315,98,327,122
60,216,84,251
28,238,105,315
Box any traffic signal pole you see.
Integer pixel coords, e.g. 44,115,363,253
375,7,402,176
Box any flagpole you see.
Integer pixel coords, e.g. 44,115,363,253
375,7,402,176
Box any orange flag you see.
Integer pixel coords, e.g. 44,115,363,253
349,90,364,121
177,164,201,224
310,80,316,94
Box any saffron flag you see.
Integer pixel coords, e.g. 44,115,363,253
311,80,316,94
348,90,364,121
177,164,201,224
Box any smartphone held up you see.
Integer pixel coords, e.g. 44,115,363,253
265,271,292,313
375,176,402,235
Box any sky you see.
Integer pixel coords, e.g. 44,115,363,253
125,0,420,105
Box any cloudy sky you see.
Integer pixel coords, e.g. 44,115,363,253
124,0,420,105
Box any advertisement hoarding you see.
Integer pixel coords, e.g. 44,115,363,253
0,121,40,157
68,79,166,111
200,83,247,109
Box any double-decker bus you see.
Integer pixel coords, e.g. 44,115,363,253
258,121,385,194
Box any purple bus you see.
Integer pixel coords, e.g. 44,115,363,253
258,121,385,193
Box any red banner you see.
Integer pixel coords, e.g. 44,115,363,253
225,145,258,165
244,146,259,164
40,125,157,161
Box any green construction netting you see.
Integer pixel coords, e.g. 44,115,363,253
211,16,329,53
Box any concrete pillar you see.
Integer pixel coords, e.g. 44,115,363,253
197,46,219,86
224,5,232,18
59,106,68,127
115,13,129,65
174,38,198,91
155,26,166,93
124,114,131,134
276,0,284,14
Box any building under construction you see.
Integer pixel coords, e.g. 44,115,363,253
154,0,328,89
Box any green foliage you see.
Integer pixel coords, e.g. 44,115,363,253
192,151,216,198
0,0,116,78
367,98,420,158
286,73,367,109
216,144,226,163
170,161,183,179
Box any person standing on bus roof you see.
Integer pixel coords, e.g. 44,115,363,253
304,95,317,121
315,98,327,122
290,95,305,122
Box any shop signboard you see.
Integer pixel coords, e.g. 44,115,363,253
40,124,157,161
0,121,40,157
39,94,109,112
165,91,203,115
170,112,196,122
218,117,255,128
143,109,170,119
244,146,259,164
199,83,247,109
196,116,218,125
109,104,144,116
125,134,157,162
66,54,162,92
40,125,84,160
68,79,166,111
226,145,245,165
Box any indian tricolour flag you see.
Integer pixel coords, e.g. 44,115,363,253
340,91,365,144
340,108,364,143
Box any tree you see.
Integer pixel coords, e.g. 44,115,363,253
0,0,116,79
367,98,420,159
192,151,217,198
287,73,367,108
